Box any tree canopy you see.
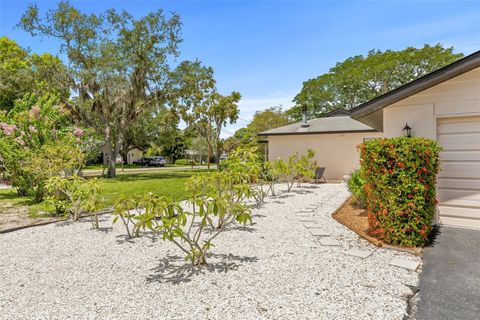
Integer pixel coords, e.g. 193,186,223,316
19,1,182,177
288,44,463,121
170,59,241,168
0,37,69,111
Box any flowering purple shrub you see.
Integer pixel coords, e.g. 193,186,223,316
0,94,88,201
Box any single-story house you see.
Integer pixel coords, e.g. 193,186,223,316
351,49,480,230
258,109,383,181
261,49,480,229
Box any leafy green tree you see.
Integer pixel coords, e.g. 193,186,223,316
225,107,289,156
19,2,182,178
0,37,69,111
170,60,240,168
247,106,289,137
288,44,463,120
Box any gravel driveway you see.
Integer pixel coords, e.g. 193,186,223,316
0,183,420,320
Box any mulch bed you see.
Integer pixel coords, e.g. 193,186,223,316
333,197,422,255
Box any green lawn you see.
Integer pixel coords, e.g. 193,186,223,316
0,169,212,217
83,163,211,170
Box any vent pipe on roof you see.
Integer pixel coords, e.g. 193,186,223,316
301,106,309,128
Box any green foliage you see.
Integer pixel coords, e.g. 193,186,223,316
274,149,316,192
20,2,182,178
347,169,367,208
45,175,101,226
289,45,463,120
0,37,69,111
359,137,441,247
171,59,241,168
174,159,197,166
294,149,316,187
0,94,87,201
113,171,253,266
225,107,289,157
111,145,317,266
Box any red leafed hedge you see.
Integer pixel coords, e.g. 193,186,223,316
358,137,441,247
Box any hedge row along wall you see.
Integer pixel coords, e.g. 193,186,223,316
359,137,441,247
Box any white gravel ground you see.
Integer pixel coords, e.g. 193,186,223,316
0,183,420,320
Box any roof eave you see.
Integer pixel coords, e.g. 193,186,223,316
257,129,378,137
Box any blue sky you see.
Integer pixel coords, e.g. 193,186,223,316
1,0,479,136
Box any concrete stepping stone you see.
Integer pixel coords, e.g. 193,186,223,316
319,238,341,246
303,222,322,229
344,248,372,259
308,228,331,237
298,218,315,223
389,257,420,271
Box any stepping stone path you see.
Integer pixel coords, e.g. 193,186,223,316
308,228,330,237
303,222,322,229
389,257,420,271
344,248,372,259
319,238,341,246
296,203,420,274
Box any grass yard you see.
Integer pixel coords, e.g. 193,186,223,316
0,169,212,230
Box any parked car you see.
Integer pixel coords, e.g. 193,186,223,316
132,157,151,166
148,156,167,167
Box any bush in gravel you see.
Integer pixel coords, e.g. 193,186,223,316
294,149,316,187
347,169,367,208
45,175,101,227
359,137,440,247
113,172,253,266
276,149,316,192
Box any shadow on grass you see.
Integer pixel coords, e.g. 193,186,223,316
97,170,210,183
146,253,259,285
0,190,39,207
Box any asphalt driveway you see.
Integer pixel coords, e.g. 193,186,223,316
416,226,480,320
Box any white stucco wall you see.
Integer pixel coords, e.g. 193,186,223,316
383,67,480,138
267,131,383,181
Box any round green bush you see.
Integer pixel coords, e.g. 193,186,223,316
359,137,441,247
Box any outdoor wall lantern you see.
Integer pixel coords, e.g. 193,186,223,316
403,123,412,137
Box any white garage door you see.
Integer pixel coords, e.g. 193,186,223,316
437,116,480,229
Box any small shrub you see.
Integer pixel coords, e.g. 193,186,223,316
113,171,253,266
294,149,316,187
347,169,367,208
276,149,316,192
45,175,101,226
359,137,440,247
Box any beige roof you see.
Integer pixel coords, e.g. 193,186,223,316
258,115,377,136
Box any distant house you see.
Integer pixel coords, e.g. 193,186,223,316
127,148,143,164
258,109,382,181
100,145,144,165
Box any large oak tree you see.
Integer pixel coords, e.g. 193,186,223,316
19,1,182,177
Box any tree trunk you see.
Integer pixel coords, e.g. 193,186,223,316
215,144,221,170
207,144,211,170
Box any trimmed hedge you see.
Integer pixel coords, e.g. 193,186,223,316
359,137,441,247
